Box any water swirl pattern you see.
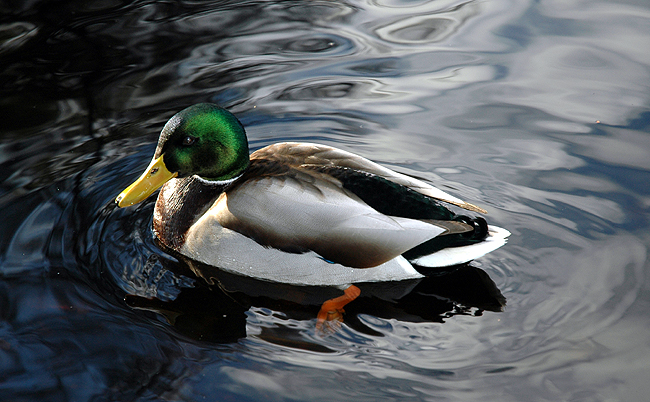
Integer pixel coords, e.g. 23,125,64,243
1,1,649,401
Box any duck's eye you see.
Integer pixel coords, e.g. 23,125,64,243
182,136,197,146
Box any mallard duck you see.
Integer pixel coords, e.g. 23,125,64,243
116,103,509,324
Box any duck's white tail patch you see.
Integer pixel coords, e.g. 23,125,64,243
410,226,510,268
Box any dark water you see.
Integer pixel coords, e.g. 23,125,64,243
2,0,649,401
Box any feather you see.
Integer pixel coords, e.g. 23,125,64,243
251,143,488,213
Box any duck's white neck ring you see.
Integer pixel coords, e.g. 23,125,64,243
191,173,243,187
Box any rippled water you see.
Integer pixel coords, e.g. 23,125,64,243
1,0,649,401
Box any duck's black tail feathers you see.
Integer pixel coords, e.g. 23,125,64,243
403,215,489,261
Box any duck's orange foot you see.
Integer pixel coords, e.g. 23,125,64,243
316,285,361,333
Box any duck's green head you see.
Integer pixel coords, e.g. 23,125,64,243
116,103,249,207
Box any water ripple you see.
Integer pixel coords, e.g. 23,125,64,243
1,0,650,401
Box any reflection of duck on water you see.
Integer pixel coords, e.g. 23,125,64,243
126,256,506,345
116,103,509,330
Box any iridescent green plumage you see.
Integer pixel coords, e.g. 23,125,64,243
156,103,250,181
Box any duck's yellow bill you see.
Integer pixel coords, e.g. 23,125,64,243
115,155,177,207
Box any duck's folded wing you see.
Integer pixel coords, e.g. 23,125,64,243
251,142,487,214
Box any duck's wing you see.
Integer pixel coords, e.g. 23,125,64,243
250,142,487,214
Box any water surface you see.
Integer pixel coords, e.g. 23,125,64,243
1,0,649,401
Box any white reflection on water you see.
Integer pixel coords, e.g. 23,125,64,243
560,126,650,171
492,0,650,124
371,1,480,45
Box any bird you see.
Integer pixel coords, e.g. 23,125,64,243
115,103,509,327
